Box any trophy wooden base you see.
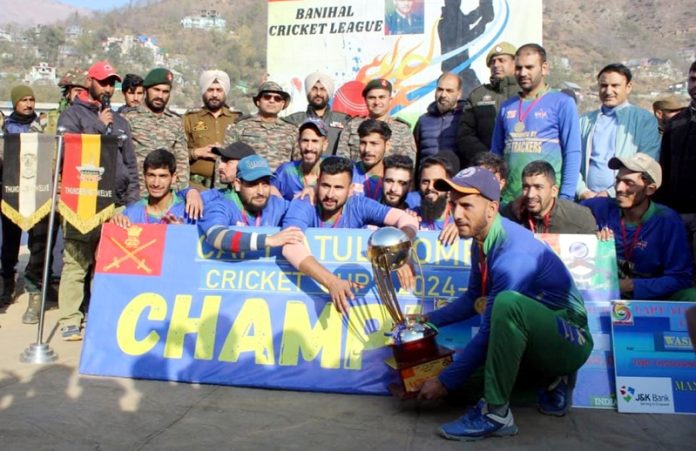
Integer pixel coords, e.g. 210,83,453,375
385,346,454,399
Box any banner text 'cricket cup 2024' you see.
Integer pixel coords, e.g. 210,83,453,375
267,0,542,124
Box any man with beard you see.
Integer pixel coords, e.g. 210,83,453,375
1,85,43,312
416,167,592,440
272,118,328,201
197,146,303,253
184,70,241,189
281,156,419,313
492,44,581,205
123,67,189,196
414,154,456,231
501,161,596,234
336,78,416,162
286,72,349,155
56,60,140,340
381,154,418,210
584,154,694,300
226,81,297,171
414,72,465,167
118,74,144,113
458,42,518,167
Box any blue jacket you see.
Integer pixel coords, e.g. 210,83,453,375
428,215,587,389
414,100,465,161
583,198,692,299
578,103,660,197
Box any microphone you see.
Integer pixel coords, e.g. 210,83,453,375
101,93,113,135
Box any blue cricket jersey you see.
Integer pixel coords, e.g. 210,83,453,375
282,196,391,230
198,188,289,231
123,190,193,224
272,161,318,201
428,215,587,389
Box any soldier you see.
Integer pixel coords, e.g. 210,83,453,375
336,78,416,162
225,81,297,172
183,70,241,189
122,67,189,195
45,68,89,134
118,73,144,113
286,72,350,155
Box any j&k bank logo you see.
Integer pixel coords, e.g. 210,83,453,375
616,377,674,413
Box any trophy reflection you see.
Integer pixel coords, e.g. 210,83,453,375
367,227,453,398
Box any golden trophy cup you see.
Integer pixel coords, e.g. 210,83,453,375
367,227,453,398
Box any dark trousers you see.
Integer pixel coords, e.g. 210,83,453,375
0,211,22,280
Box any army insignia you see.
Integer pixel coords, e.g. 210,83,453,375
193,121,208,132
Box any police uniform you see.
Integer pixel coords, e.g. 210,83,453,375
183,106,241,187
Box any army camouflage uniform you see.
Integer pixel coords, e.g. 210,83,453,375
336,116,416,162
183,105,240,188
224,115,297,171
123,103,189,195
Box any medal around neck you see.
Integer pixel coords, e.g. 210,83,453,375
367,227,453,398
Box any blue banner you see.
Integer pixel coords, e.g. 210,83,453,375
612,301,696,414
80,225,619,407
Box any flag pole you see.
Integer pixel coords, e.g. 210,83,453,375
20,128,65,364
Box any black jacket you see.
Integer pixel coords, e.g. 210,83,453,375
657,105,696,214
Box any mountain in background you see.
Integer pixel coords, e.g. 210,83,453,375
0,0,91,26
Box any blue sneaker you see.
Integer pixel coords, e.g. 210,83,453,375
538,375,573,417
61,325,82,342
439,399,518,441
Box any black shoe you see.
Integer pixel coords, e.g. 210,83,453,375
0,277,16,305
22,293,41,325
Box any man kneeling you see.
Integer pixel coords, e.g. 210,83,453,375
417,167,593,441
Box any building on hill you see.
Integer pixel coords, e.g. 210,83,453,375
24,62,57,85
181,10,227,31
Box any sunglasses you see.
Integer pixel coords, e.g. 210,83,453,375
261,93,284,102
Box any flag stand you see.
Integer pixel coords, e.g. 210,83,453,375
19,128,65,364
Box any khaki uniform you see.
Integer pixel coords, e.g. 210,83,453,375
123,104,189,195
224,115,297,171
183,106,240,186
336,116,416,162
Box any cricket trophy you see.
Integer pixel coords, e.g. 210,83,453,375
367,226,453,398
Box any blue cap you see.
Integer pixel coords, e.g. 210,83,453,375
434,166,501,202
237,155,272,182
299,117,329,136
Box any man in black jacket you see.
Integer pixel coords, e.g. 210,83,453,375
658,60,696,277
56,60,140,341
457,42,518,168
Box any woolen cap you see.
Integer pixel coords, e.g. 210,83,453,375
609,153,662,189
486,42,516,66
11,85,34,106
434,166,501,202
143,68,174,88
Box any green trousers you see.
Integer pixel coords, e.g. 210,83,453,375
57,234,99,328
483,291,594,405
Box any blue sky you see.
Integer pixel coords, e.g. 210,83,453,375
59,0,133,11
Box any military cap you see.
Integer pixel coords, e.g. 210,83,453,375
362,78,392,98
143,68,174,88
486,42,517,66
653,96,689,112
253,81,291,103
58,68,89,89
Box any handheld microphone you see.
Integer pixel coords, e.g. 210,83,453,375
101,93,113,135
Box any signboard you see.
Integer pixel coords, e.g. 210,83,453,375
267,0,543,124
612,300,696,414
80,225,619,407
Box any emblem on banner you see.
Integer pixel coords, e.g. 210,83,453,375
95,223,167,276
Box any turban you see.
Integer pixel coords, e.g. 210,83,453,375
304,72,335,98
199,70,230,97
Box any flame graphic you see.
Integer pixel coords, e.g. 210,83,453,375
355,20,439,109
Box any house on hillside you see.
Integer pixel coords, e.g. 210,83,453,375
181,10,227,31
103,34,165,65
24,62,57,85
0,29,12,42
